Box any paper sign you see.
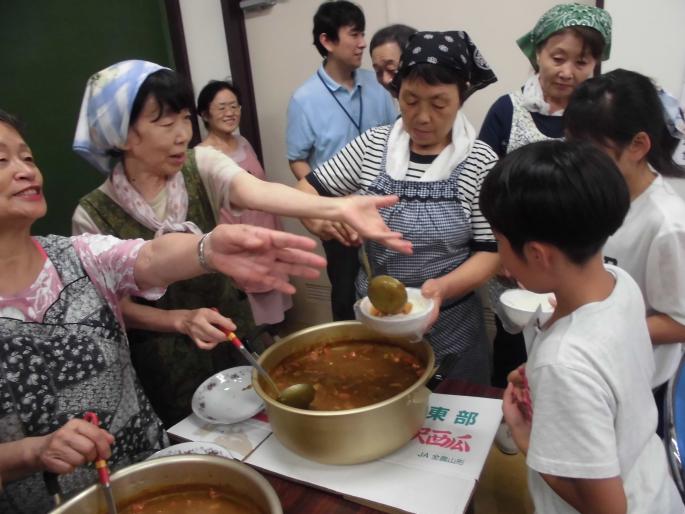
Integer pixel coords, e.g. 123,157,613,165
381,394,502,481
245,394,502,514
246,435,475,514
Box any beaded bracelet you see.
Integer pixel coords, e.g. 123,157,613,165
197,232,216,273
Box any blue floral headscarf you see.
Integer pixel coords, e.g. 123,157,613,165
73,60,168,174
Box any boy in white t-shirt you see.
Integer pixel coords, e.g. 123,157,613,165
480,140,684,513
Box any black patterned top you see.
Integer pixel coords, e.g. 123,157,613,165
0,236,167,514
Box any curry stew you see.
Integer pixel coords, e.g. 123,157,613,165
269,341,426,411
118,484,264,514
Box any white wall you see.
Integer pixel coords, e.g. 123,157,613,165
603,0,685,187
179,0,232,139
604,0,685,95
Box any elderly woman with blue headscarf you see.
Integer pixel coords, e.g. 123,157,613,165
70,60,411,427
297,31,500,384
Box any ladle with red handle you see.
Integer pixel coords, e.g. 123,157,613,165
211,309,315,409
83,411,117,514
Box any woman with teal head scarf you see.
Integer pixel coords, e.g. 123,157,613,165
480,3,611,157
477,3,612,455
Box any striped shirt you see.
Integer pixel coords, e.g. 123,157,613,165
307,125,498,246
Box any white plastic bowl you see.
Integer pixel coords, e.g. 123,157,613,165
500,288,555,327
355,287,434,340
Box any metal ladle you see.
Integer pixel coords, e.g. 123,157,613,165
360,242,407,315
220,326,315,409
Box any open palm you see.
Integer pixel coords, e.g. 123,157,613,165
208,224,327,294
338,194,413,254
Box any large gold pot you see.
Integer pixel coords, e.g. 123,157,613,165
49,455,282,513
253,321,435,465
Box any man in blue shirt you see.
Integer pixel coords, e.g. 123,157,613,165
287,0,396,321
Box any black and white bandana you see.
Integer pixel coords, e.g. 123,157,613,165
393,30,497,100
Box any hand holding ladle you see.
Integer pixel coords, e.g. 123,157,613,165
211,310,315,409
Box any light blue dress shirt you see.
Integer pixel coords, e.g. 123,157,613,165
286,65,397,170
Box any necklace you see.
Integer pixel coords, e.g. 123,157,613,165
317,70,363,135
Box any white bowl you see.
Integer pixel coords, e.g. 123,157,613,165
500,288,555,327
355,287,434,340
192,366,264,424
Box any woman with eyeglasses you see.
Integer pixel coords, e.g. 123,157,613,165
197,81,252,171
196,80,292,328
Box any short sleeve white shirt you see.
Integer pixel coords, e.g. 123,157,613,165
526,266,683,514
603,174,685,387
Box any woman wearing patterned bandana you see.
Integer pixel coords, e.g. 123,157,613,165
478,3,612,454
0,109,328,514
70,61,411,427
298,31,500,384
480,3,612,158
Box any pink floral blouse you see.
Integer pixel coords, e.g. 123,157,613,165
0,235,165,324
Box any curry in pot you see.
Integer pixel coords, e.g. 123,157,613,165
269,342,425,410
118,484,264,514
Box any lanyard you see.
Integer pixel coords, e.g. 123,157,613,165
317,70,363,136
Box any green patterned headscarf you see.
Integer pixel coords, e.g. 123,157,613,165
517,3,612,67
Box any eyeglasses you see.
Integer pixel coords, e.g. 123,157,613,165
214,103,241,113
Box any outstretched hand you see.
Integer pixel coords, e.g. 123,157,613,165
336,195,412,255
205,224,326,295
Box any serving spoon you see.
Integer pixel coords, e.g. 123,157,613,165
360,242,407,315
213,318,315,409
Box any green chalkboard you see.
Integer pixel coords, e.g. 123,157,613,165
0,0,175,236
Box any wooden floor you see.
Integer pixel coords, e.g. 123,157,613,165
472,447,534,514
